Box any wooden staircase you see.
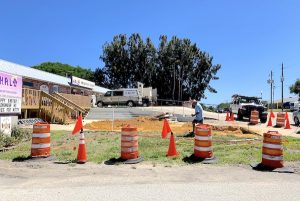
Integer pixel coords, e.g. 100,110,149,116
52,92,87,118
22,88,89,124
39,91,76,124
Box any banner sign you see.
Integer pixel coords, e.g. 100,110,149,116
70,76,95,89
0,72,22,114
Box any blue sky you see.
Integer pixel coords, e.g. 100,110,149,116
1,0,299,104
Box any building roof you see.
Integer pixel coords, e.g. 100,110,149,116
273,96,300,104
0,59,109,93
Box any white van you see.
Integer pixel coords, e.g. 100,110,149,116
96,89,142,107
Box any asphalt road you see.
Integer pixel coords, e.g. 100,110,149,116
0,160,299,201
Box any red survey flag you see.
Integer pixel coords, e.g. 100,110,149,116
162,119,172,139
72,114,83,135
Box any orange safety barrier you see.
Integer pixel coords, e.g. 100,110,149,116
31,122,51,157
194,124,213,158
276,112,285,127
261,131,283,168
250,110,259,125
121,126,139,160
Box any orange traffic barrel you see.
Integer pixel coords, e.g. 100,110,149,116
261,131,283,168
31,122,51,157
250,110,259,125
194,124,213,158
276,112,285,127
121,126,139,160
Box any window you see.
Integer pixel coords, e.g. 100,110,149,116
52,85,59,93
23,81,33,87
113,91,123,96
104,91,112,97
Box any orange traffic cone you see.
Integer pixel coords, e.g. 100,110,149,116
166,133,178,157
225,112,230,121
267,116,273,127
270,111,275,118
285,112,291,129
77,130,87,163
162,119,172,139
230,112,234,121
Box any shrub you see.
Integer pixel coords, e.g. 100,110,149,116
0,127,31,148
11,127,31,142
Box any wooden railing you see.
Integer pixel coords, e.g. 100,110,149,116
52,92,86,115
21,88,81,124
58,93,91,109
22,88,41,109
39,91,75,124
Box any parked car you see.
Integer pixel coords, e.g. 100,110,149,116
217,108,224,113
282,102,291,109
293,109,300,126
223,108,231,113
96,89,142,107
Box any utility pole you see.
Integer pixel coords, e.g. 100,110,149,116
281,63,284,112
267,70,274,110
273,85,275,109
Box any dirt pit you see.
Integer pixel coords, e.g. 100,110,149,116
84,117,257,137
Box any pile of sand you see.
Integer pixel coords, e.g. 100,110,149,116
84,117,192,133
84,117,255,137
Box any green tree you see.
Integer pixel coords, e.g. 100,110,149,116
100,34,131,88
290,79,300,95
100,34,221,100
217,102,230,109
32,62,94,82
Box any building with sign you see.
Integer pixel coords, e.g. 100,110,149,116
0,59,107,96
0,71,22,135
0,59,109,124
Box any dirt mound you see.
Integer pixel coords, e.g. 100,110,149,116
84,116,192,133
84,117,257,137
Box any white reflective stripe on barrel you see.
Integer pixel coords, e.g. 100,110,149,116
195,136,212,141
269,135,282,140
80,132,85,138
263,143,283,149
121,136,138,141
79,140,85,144
196,128,210,132
31,143,50,149
32,133,50,138
121,147,138,152
121,131,138,136
194,146,212,152
33,125,48,129
262,154,283,161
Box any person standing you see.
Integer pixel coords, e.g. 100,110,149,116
191,100,204,134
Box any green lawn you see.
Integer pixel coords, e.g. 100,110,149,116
1,130,300,165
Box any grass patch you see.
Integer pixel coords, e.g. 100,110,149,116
0,130,300,165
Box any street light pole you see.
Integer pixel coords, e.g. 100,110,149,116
267,70,274,110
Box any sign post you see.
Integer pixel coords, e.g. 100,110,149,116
0,72,22,136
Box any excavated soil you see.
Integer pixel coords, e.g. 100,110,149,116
84,117,257,137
